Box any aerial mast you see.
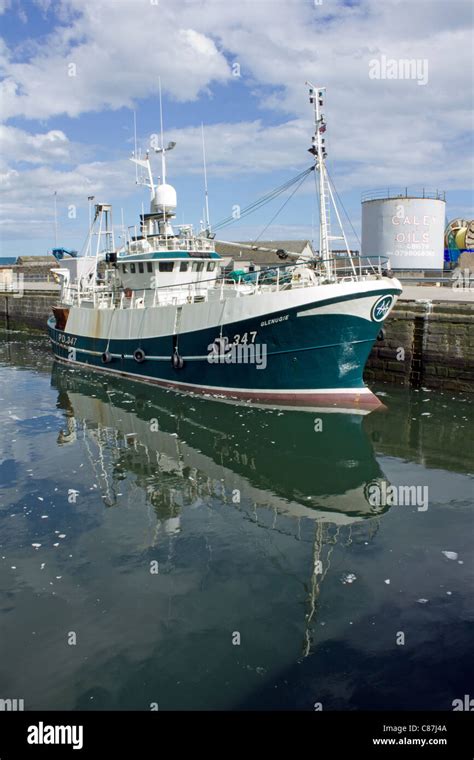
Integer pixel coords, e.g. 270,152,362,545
201,122,211,233
159,78,166,183
153,78,176,186
133,110,138,184
306,83,355,277
306,83,332,276
53,191,58,248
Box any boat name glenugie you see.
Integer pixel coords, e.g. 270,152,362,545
260,314,289,327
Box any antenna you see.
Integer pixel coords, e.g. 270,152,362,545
201,122,211,232
121,207,127,246
53,191,58,247
159,77,166,183
154,79,176,186
158,80,167,241
87,195,95,256
133,110,138,183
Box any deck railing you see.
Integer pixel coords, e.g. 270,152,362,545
125,235,215,255
60,256,391,309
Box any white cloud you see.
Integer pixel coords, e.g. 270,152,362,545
0,125,74,165
0,0,472,248
0,158,136,247
0,107,470,248
0,119,312,243
142,119,310,176
0,0,231,120
1,0,469,127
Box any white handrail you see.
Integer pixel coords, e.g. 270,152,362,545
60,259,388,310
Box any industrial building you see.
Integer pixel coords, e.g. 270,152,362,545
361,188,446,270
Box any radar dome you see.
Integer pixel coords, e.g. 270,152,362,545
152,183,177,213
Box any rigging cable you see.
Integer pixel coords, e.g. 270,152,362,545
326,167,362,251
252,169,313,244
211,165,315,232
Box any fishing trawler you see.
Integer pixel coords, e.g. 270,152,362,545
47,84,402,409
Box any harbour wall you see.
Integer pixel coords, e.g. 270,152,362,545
0,287,473,393
364,299,474,392
0,287,59,330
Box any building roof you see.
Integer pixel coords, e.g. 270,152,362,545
16,255,57,266
215,240,311,265
0,257,17,266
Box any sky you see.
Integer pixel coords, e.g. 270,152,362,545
0,0,473,257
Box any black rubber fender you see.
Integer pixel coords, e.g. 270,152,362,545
171,351,184,370
133,348,146,363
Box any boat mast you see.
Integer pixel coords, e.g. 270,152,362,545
94,203,115,253
53,191,58,248
307,83,332,276
306,82,355,277
153,79,176,240
130,109,155,200
201,122,211,233
133,110,138,184
87,195,95,256
158,79,166,185
159,78,167,242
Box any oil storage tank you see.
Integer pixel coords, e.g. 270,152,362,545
361,189,446,269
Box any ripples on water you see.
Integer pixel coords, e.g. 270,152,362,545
0,329,472,710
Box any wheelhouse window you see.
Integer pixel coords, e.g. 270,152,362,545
122,264,127,273
159,262,174,272
130,263,136,273
207,262,216,271
179,262,189,272
192,261,205,272
138,262,144,273
147,262,153,273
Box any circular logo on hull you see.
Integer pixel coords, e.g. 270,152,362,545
371,294,394,323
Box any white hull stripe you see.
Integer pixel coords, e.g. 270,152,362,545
49,335,374,361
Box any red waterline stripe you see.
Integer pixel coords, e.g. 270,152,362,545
53,354,383,410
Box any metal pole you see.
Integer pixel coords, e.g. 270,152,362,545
87,196,94,256
306,82,331,277
159,78,166,183
53,191,58,247
201,122,211,232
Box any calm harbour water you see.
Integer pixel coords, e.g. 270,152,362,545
0,328,472,711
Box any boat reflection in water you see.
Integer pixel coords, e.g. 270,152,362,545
51,364,390,657
52,364,389,523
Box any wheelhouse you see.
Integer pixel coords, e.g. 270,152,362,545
117,251,222,292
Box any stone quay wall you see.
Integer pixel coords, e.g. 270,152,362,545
364,300,474,392
0,289,57,330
